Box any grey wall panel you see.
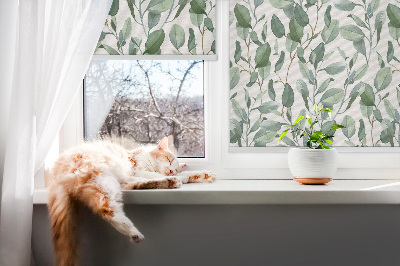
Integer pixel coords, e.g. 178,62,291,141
32,205,400,266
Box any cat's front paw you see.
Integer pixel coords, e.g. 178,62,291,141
166,177,182,189
177,163,187,173
130,232,145,243
203,171,217,183
187,171,217,183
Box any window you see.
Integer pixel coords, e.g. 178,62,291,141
83,60,205,158
55,0,400,182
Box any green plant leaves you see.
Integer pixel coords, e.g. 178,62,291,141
234,41,242,63
342,115,356,138
231,99,244,120
261,120,283,132
147,0,173,14
288,18,304,43
255,43,271,68
109,0,119,16
190,12,204,27
325,5,332,26
371,0,381,12
256,101,279,114
254,130,276,146
102,44,119,55
339,25,364,42
334,0,356,11
122,18,132,40
275,51,285,71
322,19,339,44
268,80,276,100
358,119,366,141
188,28,196,52
348,14,367,29
230,67,240,90
309,43,325,68
98,0,216,56
294,4,309,27
317,78,334,94
389,23,400,40
204,18,214,32
374,67,392,92
190,0,207,15
323,62,346,75
321,88,344,105
144,29,165,54
384,99,396,119
234,4,252,28
282,84,294,107
174,0,188,19
353,64,368,81
229,0,400,148
269,0,293,9
148,12,161,30
388,41,394,62
360,83,375,106
387,3,400,28
169,24,185,50
299,61,311,80
271,15,285,38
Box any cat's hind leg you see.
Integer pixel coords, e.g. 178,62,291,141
75,172,144,242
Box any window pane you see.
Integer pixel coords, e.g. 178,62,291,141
84,60,204,158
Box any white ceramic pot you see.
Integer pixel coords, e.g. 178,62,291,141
288,148,338,184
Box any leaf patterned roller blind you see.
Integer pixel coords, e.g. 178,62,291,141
95,0,216,59
230,0,400,148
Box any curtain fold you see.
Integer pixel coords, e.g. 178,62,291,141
0,0,113,265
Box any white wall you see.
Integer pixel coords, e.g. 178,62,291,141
32,204,400,266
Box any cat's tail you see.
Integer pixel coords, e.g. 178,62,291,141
48,183,78,266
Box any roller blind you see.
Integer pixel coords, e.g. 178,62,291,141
95,0,216,59
230,0,400,148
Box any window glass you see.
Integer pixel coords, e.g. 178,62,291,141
84,60,205,158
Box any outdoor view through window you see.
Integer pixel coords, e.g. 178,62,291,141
84,60,205,158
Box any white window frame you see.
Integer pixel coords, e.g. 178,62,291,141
57,0,400,181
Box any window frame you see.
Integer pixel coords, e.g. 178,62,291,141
58,0,400,181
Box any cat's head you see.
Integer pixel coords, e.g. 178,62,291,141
149,137,180,176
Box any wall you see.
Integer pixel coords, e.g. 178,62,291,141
32,204,400,266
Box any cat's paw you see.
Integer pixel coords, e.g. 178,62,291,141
187,171,217,183
203,171,217,183
177,163,187,173
166,177,182,189
130,232,145,243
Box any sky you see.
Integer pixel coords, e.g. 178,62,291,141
88,60,204,97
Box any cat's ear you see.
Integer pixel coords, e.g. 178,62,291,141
157,137,168,151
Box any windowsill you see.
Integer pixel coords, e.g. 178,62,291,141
33,179,400,205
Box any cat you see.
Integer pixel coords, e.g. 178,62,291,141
48,137,216,266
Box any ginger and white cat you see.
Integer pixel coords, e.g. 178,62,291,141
48,137,216,266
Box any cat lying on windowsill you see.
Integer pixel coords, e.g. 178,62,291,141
48,137,216,266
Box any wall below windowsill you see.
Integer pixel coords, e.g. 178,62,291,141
33,179,400,205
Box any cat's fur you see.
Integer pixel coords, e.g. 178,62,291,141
48,137,216,266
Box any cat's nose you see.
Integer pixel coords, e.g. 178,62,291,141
169,170,173,175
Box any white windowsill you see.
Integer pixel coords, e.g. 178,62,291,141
33,180,400,205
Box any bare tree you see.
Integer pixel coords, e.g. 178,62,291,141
85,60,204,157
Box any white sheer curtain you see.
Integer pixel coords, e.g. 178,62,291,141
0,0,112,265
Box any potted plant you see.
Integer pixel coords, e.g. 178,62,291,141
279,106,344,185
